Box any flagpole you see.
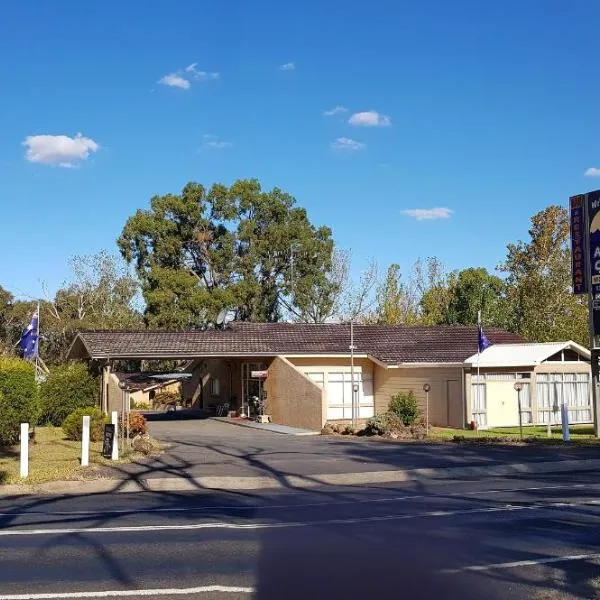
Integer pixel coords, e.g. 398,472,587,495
35,302,40,382
476,310,481,431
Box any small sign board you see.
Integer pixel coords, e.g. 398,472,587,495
570,194,588,294
250,370,269,379
102,424,115,459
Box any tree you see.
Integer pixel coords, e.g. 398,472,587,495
446,267,510,328
118,180,338,327
41,251,143,360
500,205,587,344
371,263,419,324
0,252,143,363
416,257,454,325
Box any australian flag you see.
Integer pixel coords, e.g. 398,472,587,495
478,322,491,354
19,312,39,360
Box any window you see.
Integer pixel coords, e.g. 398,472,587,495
326,372,374,420
306,372,324,388
471,383,486,427
536,373,591,423
519,383,532,424
210,378,220,396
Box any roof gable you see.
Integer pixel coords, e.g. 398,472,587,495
465,341,590,367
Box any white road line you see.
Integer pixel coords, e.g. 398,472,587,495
0,585,255,599
440,552,600,574
0,483,589,518
4,499,598,537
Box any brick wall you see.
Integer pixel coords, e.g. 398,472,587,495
265,356,325,430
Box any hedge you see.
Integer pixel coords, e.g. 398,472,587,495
0,357,40,446
40,363,98,426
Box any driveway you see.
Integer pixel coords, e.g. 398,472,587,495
110,415,600,482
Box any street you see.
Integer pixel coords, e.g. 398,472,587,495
2,469,600,599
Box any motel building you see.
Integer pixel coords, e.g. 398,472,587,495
67,323,593,431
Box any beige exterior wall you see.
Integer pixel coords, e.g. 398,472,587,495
107,373,124,414
265,356,325,430
286,356,374,375
374,366,465,428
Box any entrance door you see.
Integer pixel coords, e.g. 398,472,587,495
446,380,463,428
242,362,265,417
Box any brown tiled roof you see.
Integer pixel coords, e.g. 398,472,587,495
68,323,522,365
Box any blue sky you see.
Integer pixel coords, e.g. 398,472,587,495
1,0,600,299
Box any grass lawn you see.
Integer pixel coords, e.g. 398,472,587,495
0,426,141,485
429,424,599,444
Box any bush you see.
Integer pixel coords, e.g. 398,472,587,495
121,411,147,438
389,390,419,426
0,358,40,446
40,363,99,426
62,407,108,442
133,400,151,410
364,413,390,436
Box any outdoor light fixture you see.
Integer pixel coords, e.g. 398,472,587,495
514,381,524,439
422,383,431,432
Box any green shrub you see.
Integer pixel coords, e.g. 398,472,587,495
364,413,390,436
389,390,419,426
133,400,151,410
40,363,99,426
0,357,40,446
62,406,108,442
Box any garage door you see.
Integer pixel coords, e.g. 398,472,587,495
327,372,374,420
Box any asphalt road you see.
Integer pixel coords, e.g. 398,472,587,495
108,416,600,481
2,470,600,599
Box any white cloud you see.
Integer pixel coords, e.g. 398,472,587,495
585,167,600,177
348,110,391,127
186,63,220,81
158,64,219,90
330,137,365,151
158,73,191,89
323,106,348,116
202,134,233,150
401,208,453,221
279,62,295,71
22,133,99,168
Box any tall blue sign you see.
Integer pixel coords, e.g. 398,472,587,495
570,194,587,294
587,190,600,337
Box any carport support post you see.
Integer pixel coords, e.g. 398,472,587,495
101,363,111,414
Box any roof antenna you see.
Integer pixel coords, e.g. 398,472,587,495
223,309,237,329
215,309,227,329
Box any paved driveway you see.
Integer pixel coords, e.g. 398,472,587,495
110,414,600,482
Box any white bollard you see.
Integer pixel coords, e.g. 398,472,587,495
111,411,119,461
20,423,29,478
81,415,90,467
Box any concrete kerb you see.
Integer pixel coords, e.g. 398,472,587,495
2,457,600,498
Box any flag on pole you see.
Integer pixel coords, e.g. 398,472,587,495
19,311,39,360
477,311,491,354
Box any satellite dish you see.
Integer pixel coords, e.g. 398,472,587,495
216,309,227,327
223,309,236,327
